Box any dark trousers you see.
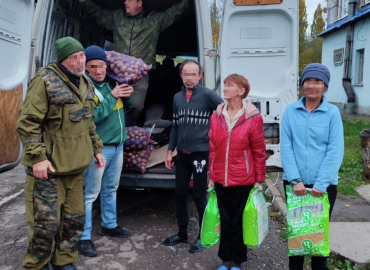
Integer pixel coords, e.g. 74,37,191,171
175,151,209,232
124,74,149,127
283,181,337,270
214,183,254,264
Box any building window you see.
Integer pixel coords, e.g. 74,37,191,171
333,48,344,65
355,49,365,85
337,0,348,19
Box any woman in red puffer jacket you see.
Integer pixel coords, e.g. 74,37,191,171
208,74,266,270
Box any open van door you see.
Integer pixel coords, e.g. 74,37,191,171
217,0,299,170
0,0,34,172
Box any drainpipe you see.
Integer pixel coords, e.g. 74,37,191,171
342,0,357,115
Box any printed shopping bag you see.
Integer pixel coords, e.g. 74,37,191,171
286,185,330,256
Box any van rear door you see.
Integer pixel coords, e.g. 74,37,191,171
0,0,34,172
217,0,299,170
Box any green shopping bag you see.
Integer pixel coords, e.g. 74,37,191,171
286,185,330,257
243,187,269,247
200,187,221,248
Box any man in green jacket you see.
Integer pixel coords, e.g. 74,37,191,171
17,37,104,270
79,0,189,126
77,45,134,258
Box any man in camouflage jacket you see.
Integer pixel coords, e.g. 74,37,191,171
79,0,189,126
17,37,104,270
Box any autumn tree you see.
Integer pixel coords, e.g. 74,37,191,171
209,0,223,47
299,0,308,55
299,0,309,73
311,4,326,39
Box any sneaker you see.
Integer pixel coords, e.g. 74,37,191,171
51,264,77,270
217,266,229,270
41,263,53,270
188,238,204,253
98,226,132,238
77,240,98,257
163,234,188,246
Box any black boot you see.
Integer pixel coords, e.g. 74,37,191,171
98,226,132,238
77,240,98,257
189,238,204,253
163,231,188,246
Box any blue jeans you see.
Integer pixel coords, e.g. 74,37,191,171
81,144,123,240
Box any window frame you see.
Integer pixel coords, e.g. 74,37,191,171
355,49,365,85
337,0,348,20
333,48,344,65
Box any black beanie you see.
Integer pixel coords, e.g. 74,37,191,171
85,45,107,63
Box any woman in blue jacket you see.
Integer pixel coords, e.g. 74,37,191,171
281,63,344,270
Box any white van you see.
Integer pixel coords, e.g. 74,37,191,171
0,0,298,188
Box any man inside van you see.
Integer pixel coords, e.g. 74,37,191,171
17,37,105,270
78,0,190,127
164,60,223,253
77,45,133,258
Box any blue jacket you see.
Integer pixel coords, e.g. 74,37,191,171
281,96,344,192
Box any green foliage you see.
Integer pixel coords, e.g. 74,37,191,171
209,0,222,46
338,118,369,196
311,4,326,39
299,0,308,55
327,254,368,270
299,1,327,74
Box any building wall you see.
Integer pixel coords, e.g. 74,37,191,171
321,28,347,104
351,19,370,114
321,21,370,115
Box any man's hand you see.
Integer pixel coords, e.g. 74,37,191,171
111,82,133,99
165,150,174,170
311,188,324,197
95,153,105,168
33,160,55,180
293,182,307,196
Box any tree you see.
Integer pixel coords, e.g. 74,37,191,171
209,0,223,47
299,0,308,55
311,4,326,39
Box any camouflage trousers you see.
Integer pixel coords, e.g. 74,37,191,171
22,171,85,270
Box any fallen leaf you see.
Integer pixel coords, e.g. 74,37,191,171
269,213,276,217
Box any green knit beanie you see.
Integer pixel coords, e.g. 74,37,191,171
55,37,84,62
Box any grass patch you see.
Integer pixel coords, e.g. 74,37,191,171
338,117,369,196
327,254,370,270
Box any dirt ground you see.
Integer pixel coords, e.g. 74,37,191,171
0,167,289,270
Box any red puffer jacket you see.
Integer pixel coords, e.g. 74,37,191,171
209,100,266,187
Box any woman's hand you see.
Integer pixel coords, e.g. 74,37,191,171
208,179,214,188
254,182,262,188
311,188,324,197
293,182,307,196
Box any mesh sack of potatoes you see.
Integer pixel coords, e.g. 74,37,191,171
123,127,154,173
105,51,152,85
